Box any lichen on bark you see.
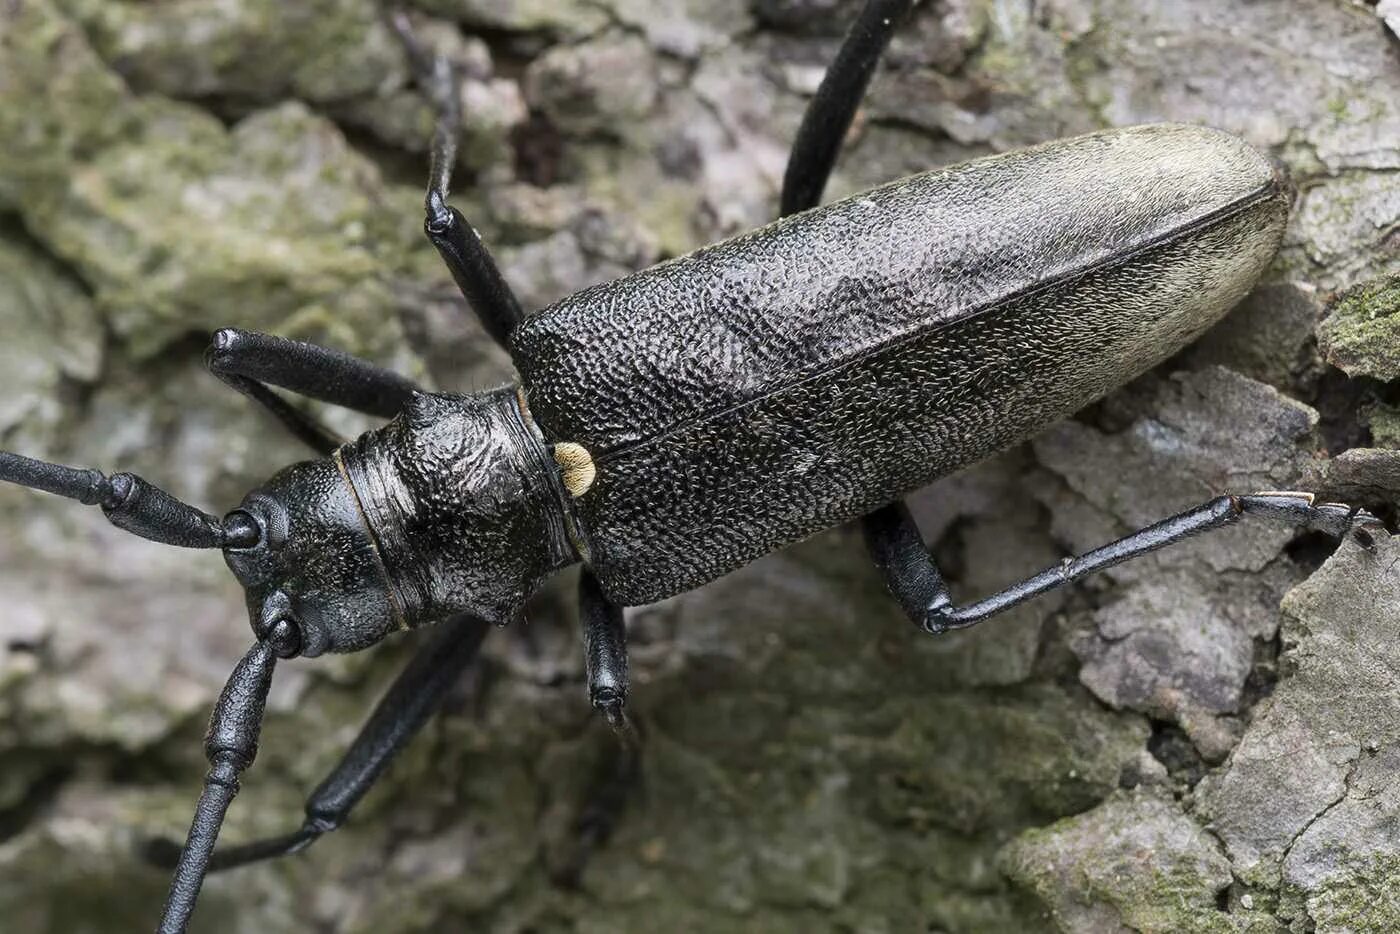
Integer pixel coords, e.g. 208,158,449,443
1318,273,1400,382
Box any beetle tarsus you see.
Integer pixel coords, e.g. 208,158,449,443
594,689,630,734
922,593,956,636
557,573,642,885
554,721,643,888
580,569,633,733
144,823,321,873
425,188,452,230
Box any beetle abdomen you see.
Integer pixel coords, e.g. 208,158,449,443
513,124,1289,605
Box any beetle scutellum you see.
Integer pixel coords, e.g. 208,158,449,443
0,1,1384,930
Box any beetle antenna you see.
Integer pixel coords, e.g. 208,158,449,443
158,634,286,933
0,450,227,549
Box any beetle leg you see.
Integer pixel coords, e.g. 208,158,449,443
143,614,490,872
865,494,1386,634
205,327,424,455
207,328,420,418
779,0,914,217
778,0,963,633
547,569,640,885
862,501,954,629
552,714,642,887
579,568,633,734
388,8,525,355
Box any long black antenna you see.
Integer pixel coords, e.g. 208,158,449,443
158,619,297,933
0,451,229,548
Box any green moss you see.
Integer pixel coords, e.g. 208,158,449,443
1062,25,1114,127
1364,403,1400,448
1002,792,1236,934
39,98,414,355
0,226,103,436
0,831,241,934
0,2,426,358
410,0,608,36
1291,854,1400,932
1317,274,1400,381
849,685,1149,836
0,0,137,205
54,0,405,103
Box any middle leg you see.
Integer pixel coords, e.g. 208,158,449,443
390,10,637,733
389,9,525,355
579,568,631,733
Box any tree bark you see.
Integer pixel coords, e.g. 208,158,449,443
0,0,1397,931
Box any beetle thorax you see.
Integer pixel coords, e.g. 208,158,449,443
336,387,577,627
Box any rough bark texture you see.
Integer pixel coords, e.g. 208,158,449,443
0,1,1396,932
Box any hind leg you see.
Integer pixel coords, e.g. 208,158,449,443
389,13,644,873
865,494,1383,633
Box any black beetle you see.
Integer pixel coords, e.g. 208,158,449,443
0,1,1381,930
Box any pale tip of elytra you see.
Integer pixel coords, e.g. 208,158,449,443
553,442,596,497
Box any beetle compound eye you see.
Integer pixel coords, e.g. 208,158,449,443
264,616,303,659
236,494,290,548
222,510,262,550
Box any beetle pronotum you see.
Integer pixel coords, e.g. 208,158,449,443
0,1,1383,930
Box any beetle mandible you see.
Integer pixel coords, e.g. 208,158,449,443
0,1,1383,930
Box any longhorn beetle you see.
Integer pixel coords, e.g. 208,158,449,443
0,1,1383,930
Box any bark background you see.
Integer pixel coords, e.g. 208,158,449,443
0,1,1398,931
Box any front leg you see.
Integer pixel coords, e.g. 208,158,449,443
206,327,423,455
145,614,490,872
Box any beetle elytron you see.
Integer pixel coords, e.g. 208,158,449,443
0,1,1381,930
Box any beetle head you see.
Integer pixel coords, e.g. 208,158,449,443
222,457,396,658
